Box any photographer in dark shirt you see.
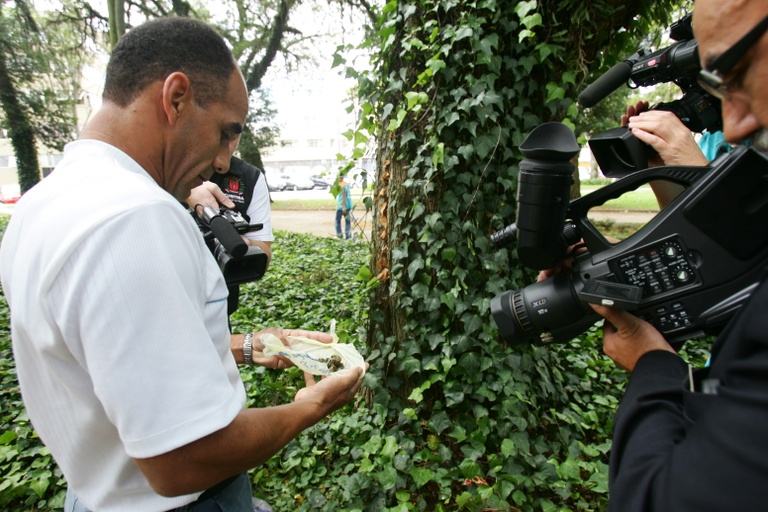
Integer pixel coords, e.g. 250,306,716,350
590,2,768,510
188,142,274,316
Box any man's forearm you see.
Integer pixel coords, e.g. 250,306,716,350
133,402,325,497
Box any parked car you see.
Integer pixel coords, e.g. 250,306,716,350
279,174,314,191
278,174,296,190
291,175,316,190
265,174,288,192
0,184,21,204
310,175,332,189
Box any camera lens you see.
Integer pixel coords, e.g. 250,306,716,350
491,273,600,345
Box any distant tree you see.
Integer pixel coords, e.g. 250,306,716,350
237,89,283,172
0,0,88,193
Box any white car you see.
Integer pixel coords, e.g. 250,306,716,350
265,174,288,192
287,175,315,191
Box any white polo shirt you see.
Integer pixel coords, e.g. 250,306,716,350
0,140,246,511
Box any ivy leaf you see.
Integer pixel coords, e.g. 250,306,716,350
440,292,456,311
355,265,372,282
455,26,474,41
387,109,407,131
521,13,542,30
408,387,424,403
545,82,565,103
405,91,429,110
441,247,457,262
514,0,537,19
345,473,371,496
555,456,581,480
496,478,515,500
432,142,445,167
430,411,452,434
410,467,435,488
427,58,446,73
407,258,424,280
588,466,610,493
475,133,498,159
540,499,557,512
0,430,17,444
512,489,527,506
458,144,474,160
374,466,398,489
381,436,399,459
444,388,465,406
501,438,516,457
476,34,499,61
399,356,421,376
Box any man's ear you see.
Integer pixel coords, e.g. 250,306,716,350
161,72,193,125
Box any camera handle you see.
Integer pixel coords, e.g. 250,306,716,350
567,164,711,254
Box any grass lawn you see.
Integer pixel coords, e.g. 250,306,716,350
270,188,369,211
580,185,660,211
269,185,661,212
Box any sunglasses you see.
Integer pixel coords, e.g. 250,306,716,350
698,14,768,99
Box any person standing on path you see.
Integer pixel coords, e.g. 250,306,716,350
335,173,353,239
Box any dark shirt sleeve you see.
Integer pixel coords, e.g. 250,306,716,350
609,315,768,511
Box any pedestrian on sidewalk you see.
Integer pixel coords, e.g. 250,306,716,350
335,173,353,239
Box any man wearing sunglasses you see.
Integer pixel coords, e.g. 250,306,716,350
589,2,768,511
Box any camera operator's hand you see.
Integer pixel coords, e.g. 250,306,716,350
623,101,708,167
186,181,235,211
536,242,593,282
242,327,334,369
589,303,677,372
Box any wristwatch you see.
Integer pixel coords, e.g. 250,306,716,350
243,333,254,365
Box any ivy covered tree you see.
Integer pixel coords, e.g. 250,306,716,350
338,0,690,509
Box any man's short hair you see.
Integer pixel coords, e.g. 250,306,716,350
103,17,237,107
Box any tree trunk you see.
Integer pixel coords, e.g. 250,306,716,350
0,47,40,194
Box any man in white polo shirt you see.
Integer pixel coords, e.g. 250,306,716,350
0,16,364,512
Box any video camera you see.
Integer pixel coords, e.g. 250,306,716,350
193,204,267,286
580,14,723,177
490,122,768,345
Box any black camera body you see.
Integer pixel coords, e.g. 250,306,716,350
193,205,267,286
491,123,768,346
580,14,723,177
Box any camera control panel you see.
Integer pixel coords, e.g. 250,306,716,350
614,238,698,297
